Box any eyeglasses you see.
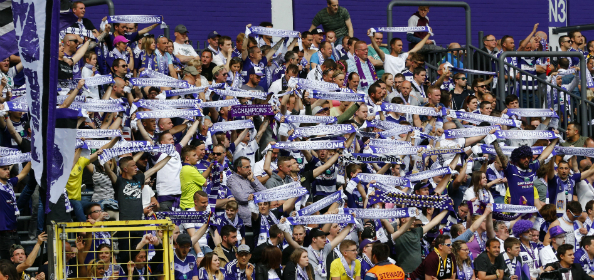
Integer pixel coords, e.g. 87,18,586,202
569,210,580,219
212,152,223,156
443,243,452,247
69,39,80,44
118,64,128,68
484,39,496,42
91,210,103,214
239,166,251,169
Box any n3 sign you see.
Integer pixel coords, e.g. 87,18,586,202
549,0,567,27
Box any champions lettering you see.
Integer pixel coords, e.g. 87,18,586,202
292,124,353,137
456,111,515,126
496,130,555,139
445,126,497,138
273,141,344,150
406,167,451,182
289,214,353,224
109,15,162,23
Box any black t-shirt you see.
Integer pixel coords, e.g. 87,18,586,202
450,90,473,111
474,252,505,276
202,63,216,81
115,173,145,220
59,60,73,80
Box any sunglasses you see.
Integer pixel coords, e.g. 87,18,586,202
443,243,452,247
212,152,223,156
456,77,467,81
477,85,487,88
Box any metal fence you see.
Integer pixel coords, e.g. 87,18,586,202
48,219,176,280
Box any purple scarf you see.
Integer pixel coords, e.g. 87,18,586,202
353,55,377,87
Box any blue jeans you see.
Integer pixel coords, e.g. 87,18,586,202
71,200,87,222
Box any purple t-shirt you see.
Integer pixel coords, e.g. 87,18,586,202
504,160,541,206
0,177,19,231
242,56,268,89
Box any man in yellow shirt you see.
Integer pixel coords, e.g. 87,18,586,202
180,145,207,210
330,240,361,280
66,137,117,222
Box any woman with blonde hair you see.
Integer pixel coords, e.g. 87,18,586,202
87,259,108,279
134,36,158,76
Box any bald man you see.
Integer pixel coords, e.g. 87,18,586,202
157,118,188,144
63,34,90,79
399,80,420,106
433,63,454,91
109,77,126,99
443,42,464,70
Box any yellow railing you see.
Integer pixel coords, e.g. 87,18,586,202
50,219,175,280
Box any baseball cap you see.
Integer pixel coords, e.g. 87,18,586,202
359,239,379,251
310,228,329,238
248,66,264,77
176,233,192,246
175,24,189,34
212,65,226,76
113,35,130,46
208,31,221,39
237,244,251,254
549,226,566,238
183,66,200,76
413,181,430,191
310,28,326,35
312,106,329,115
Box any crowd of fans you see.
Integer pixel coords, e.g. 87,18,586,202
3,1,594,280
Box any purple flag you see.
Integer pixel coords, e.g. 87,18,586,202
14,0,69,214
230,104,274,117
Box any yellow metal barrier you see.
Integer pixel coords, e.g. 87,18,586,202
49,219,176,280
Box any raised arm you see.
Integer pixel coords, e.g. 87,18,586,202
255,118,270,143
16,162,31,183
409,33,432,54
59,79,85,108
367,29,386,61
265,39,284,62
72,39,91,64
537,138,559,165
391,213,415,240
144,156,172,178
138,23,159,36
422,209,448,234
242,24,252,60
434,154,460,195
135,119,155,143
5,117,22,146
312,152,340,178
16,232,47,273
179,120,200,147
491,140,509,168
104,161,118,184
329,222,353,249
468,206,493,233
517,23,538,51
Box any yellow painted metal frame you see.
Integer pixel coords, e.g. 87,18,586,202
52,219,175,280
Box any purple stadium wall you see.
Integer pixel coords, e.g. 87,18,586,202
85,0,594,51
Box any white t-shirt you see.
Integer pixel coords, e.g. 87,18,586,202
142,185,155,209
253,158,278,178
155,149,182,196
173,42,199,61
233,140,259,168
384,52,409,76
1,67,18,95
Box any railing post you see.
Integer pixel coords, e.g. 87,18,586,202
580,55,588,135
478,31,484,49
498,53,507,109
